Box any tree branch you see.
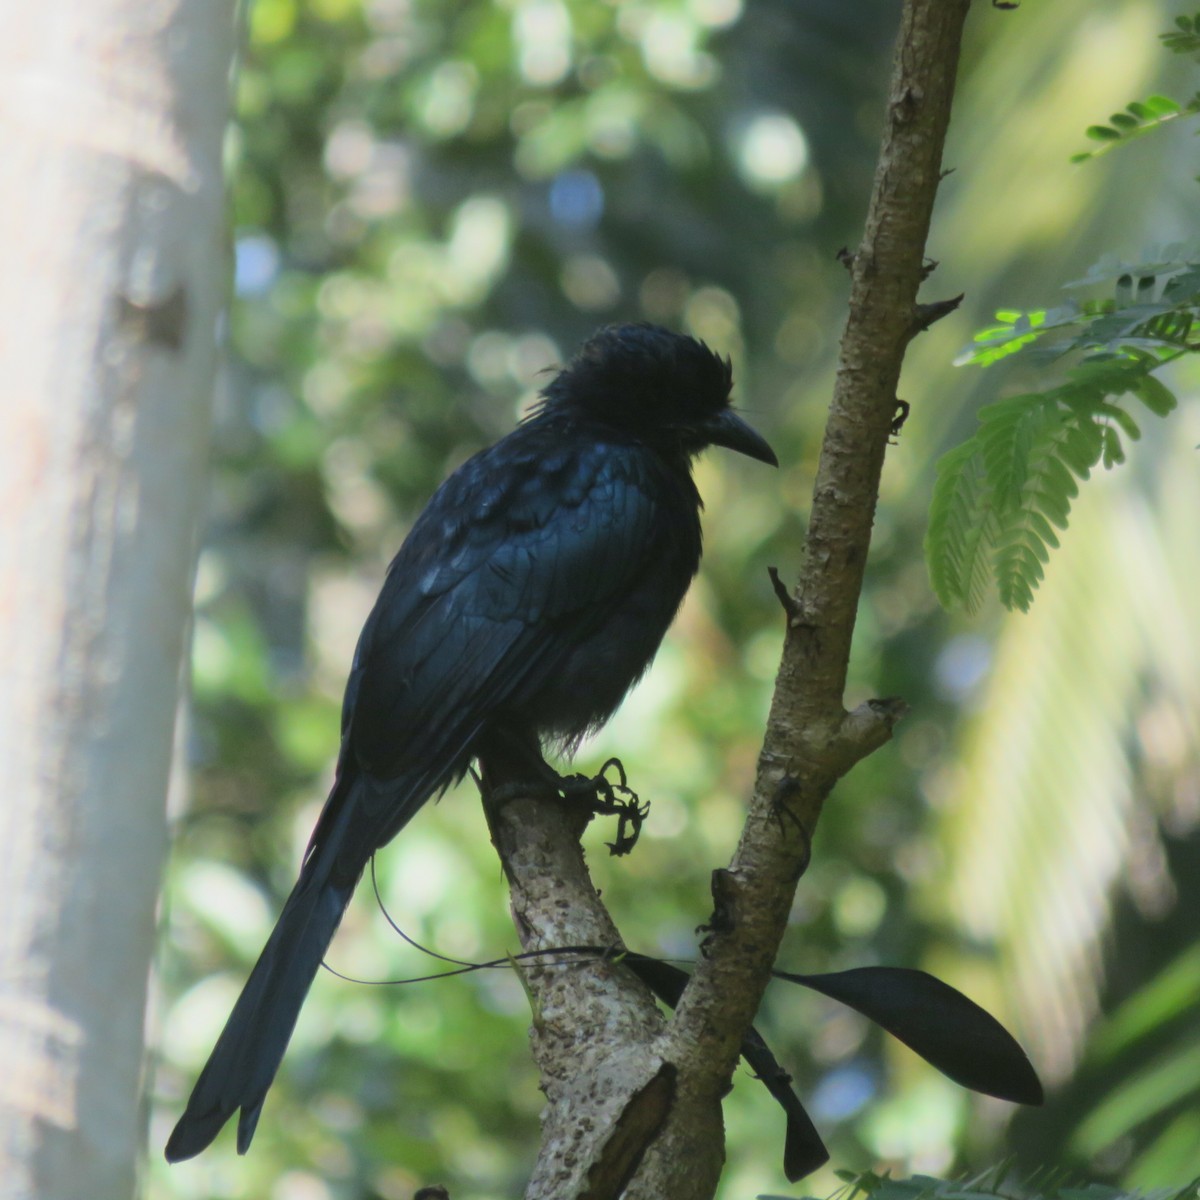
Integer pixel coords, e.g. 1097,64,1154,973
485,2,972,1196
646,3,970,1189
480,761,672,1200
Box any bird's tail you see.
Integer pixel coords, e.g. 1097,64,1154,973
165,790,361,1161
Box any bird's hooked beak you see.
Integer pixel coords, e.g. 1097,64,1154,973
703,408,779,467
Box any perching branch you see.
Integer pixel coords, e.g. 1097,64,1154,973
483,2,973,1197
479,757,671,1200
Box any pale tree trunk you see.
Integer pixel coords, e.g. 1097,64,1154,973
0,4,236,1198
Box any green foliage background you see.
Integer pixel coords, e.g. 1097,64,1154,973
149,2,1200,1198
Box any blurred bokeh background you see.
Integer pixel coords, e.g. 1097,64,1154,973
148,1,1200,1197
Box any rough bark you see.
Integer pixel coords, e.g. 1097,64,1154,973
485,790,670,1200
484,2,973,1198
0,4,236,1198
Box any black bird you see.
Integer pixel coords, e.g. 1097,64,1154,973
166,323,776,1162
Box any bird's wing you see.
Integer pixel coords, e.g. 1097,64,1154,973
324,428,679,854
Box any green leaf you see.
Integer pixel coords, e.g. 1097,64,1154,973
1071,1036,1200,1155
925,441,995,610
957,305,1076,367
1073,92,1199,160
821,1169,1200,1200
927,355,1179,611
1089,945,1200,1063
1144,93,1184,115
1095,401,1141,441
1101,427,1124,467
1133,373,1180,416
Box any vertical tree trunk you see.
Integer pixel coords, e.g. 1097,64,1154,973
0,4,236,1197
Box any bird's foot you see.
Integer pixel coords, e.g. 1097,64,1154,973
558,757,649,856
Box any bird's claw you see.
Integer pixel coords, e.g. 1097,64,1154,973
559,757,649,856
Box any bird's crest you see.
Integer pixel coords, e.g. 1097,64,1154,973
532,323,735,435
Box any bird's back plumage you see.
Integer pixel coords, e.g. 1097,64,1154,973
166,324,774,1161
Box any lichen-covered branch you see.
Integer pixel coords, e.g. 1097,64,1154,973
476,746,674,1200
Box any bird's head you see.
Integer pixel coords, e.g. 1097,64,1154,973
537,324,778,467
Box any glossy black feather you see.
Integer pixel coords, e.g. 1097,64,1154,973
166,324,775,1162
